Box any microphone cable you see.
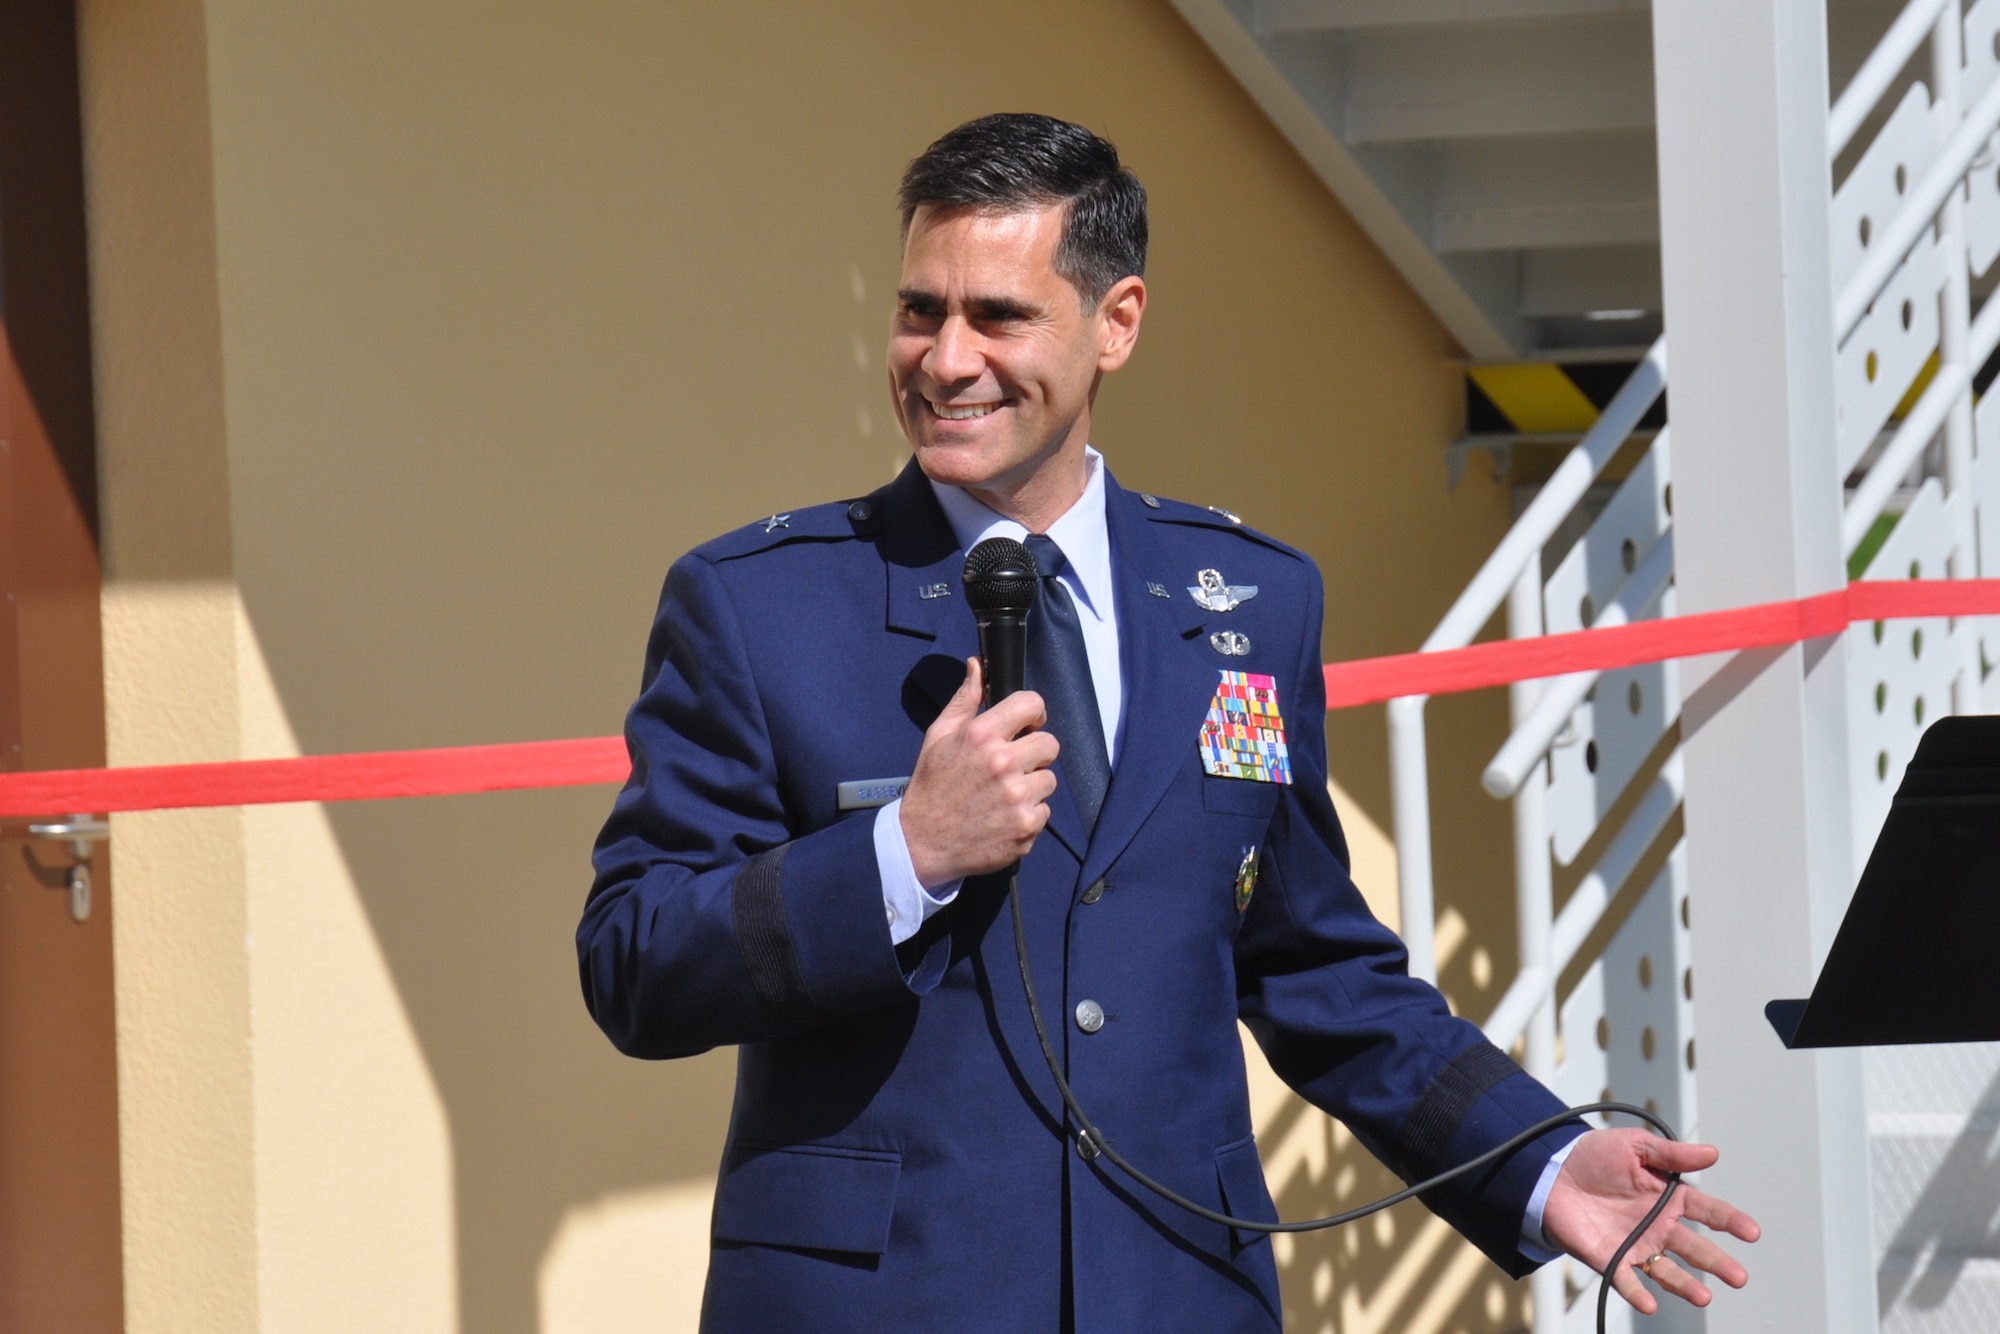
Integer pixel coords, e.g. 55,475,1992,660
1006,874,1682,1334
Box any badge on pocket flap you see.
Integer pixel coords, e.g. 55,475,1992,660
1199,671,1292,784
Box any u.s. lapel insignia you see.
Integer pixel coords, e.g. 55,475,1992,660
917,582,952,600
761,513,792,533
1234,846,1259,913
1146,581,1172,599
1210,630,1251,656
1189,568,1258,612
1200,670,1293,784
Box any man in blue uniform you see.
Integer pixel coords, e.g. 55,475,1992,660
578,114,1758,1329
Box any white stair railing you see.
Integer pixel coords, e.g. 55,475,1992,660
1385,2,2000,1330
1389,346,1677,1334
1388,337,1667,989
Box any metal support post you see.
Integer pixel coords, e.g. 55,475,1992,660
1652,1,1876,1330
1507,566,1564,1334
1388,694,1438,986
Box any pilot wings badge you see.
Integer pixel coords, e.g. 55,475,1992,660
1188,568,1257,612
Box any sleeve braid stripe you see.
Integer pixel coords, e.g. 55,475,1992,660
1395,1041,1525,1175
730,845,815,1008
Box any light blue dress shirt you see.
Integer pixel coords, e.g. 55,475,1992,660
868,447,1571,1256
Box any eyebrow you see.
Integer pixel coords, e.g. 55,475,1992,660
896,289,1040,321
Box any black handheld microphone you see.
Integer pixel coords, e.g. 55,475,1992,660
961,537,1038,705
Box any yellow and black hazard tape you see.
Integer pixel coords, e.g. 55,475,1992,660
1464,358,1666,437
1467,346,1995,439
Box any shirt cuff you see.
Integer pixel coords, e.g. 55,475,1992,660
874,798,962,946
1519,1134,1582,1263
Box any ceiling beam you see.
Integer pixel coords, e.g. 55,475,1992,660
1519,245,1661,318
1167,0,1520,354
1256,0,1648,33
1340,15,1654,142
1432,132,1658,251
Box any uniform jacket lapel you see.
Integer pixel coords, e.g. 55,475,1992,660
1080,473,1213,887
878,461,1086,863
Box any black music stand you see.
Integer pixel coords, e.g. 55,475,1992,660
1766,714,2000,1049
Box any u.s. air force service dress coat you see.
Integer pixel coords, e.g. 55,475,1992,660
579,459,1585,1331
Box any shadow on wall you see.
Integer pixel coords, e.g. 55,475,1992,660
323,792,732,1329
1244,784,1532,1334
1257,1095,1533,1334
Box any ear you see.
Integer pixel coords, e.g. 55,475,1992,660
1095,275,1147,373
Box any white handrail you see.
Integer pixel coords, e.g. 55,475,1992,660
1420,338,1668,654
1828,0,1949,161
1550,754,1685,977
1392,338,1667,987
1840,359,1969,554
1836,73,2000,343
1481,965,1553,1057
1481,526,1676,799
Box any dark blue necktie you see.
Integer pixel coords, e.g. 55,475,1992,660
1023,534,1110,833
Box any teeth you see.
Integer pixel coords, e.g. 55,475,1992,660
930,400,1000,420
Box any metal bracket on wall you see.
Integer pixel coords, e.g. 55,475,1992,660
27,815,106,922
1444,437,1515,491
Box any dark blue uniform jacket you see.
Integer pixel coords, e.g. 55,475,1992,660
579,461,1583,1330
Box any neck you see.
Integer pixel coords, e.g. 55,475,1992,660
966,436,1091,534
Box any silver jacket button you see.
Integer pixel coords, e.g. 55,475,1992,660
1080,879,1106,905
1074,999,1105,1034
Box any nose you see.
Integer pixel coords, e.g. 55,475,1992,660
923,314,983,386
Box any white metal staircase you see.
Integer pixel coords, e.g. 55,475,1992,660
1176,2,2000,1332
1172,0,1936,358
1171,0,1664,357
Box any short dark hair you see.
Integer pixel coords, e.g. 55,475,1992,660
898,113,1148,307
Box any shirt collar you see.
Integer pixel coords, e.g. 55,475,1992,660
929,446,1113,617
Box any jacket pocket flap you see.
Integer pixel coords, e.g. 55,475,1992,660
1214,1135,1277,1250
713,1143,902,1255
1202,774,1280,821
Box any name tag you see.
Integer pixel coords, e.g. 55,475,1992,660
836,777,911,810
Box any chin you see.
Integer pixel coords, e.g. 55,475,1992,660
912,439,1006,490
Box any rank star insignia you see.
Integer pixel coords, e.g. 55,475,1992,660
1189,568,1258,612
1235,846,1259,913
762,513,792,533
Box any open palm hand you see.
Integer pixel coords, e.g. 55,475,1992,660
1541,1129,1762,1315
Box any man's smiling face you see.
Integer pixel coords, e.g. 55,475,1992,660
888,203,1141,522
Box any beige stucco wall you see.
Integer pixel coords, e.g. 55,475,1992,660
79,1,1528,1330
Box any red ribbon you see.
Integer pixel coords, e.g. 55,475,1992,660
0,737,629,818
0,580,1994,817
1320,578,2000,709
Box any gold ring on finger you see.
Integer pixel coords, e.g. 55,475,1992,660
1639,1252,1666,1276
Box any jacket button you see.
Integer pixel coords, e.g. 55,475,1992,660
1074,999,1105,1034
1076,1132,1102,1161
1080,879,1106,905
847,500,872,522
